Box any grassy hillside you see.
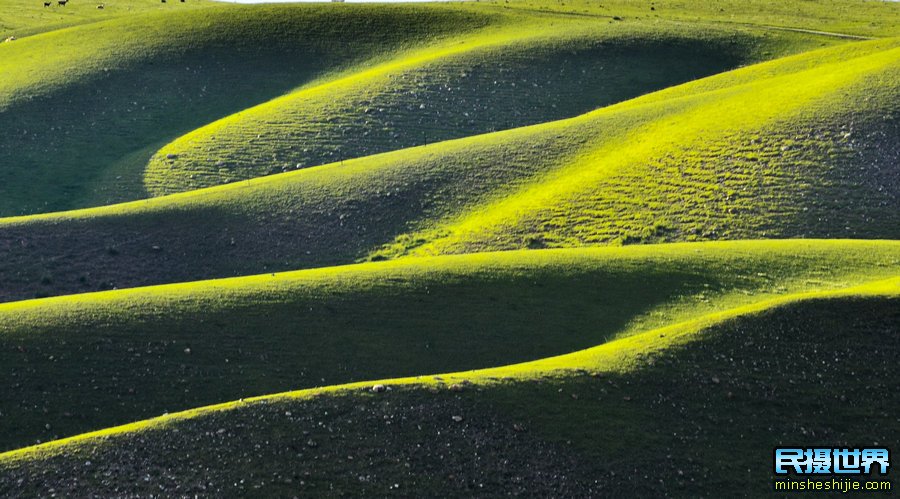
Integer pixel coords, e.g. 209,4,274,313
0,36,896,303
390,37,900,256
0,0,212,39
0,4,503,216
143,23,822,197
0,0,897,494
0,240,896,451
1,286,896,496
2,5,840,218
499,0,900,38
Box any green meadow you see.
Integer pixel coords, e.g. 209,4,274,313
0,0,897,495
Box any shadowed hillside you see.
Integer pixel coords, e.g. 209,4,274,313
0,4,498,216
0,1,897,495
2,291,896,497
0,240,896,451
0,37,896,303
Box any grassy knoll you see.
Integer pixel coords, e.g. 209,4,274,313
0,4,499,216
143,23,823,197
0,0,211,39
0,37,896,302
0,240,896,451
1,6,832,218
382,37,900,256
498,0,900,38
0,1,896,493
1,283,895,496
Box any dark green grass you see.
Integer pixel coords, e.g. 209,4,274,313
0,37,895,304
2,296,895,496
0,241,896,452
145,26,819,197
0,4,497,216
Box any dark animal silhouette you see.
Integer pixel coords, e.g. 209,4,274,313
57,0,67,5
43,1,51,6
97,3,103,7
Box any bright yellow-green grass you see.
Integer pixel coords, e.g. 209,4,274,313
0,0,212,39
0,35,896,303
0,3,502,215
1,4,836,218
143,21,832,197
1,274,896,496
498,0,900,38
387,36,900,256
0,1,898,493
0,239,897,451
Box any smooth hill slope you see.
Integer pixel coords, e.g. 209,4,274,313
0,0,211,39
1,6,829,217
143,22,819,197
0,4,499,216
499,0,900,38
1,285,896,496
0,37,897,303
0,240,897,451
386,37,900,257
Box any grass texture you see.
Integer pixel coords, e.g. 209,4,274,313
0,1,897,494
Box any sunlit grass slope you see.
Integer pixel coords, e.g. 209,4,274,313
0,4,499,216
144,22,824,196
0,0,211,39
0,37,897,303
499,0,900,38
1,283,896,496
1,6,832,217
0,240,897,451
381,37,900,257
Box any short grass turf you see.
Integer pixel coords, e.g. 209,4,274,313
0,240,897,451
0,5,840,218
0,2,897,494
0,288,896,497
0,36,897,302
0,0,211,39
2,0,894,218
0,4,501,216
497,0,900,38
141,22,828,198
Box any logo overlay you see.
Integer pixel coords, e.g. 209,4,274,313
773,448,892,493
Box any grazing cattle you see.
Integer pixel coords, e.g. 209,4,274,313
97,3,103,7
57,0,67,5
43,1,51,6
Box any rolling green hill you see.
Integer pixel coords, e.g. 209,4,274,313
0,4,501,216
0,0,212,39
1,282,896,496
0,35,896,303
2,4,844,218
0,0,898,495
142,23,822,198
498,0,900,38
0,240,896,451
